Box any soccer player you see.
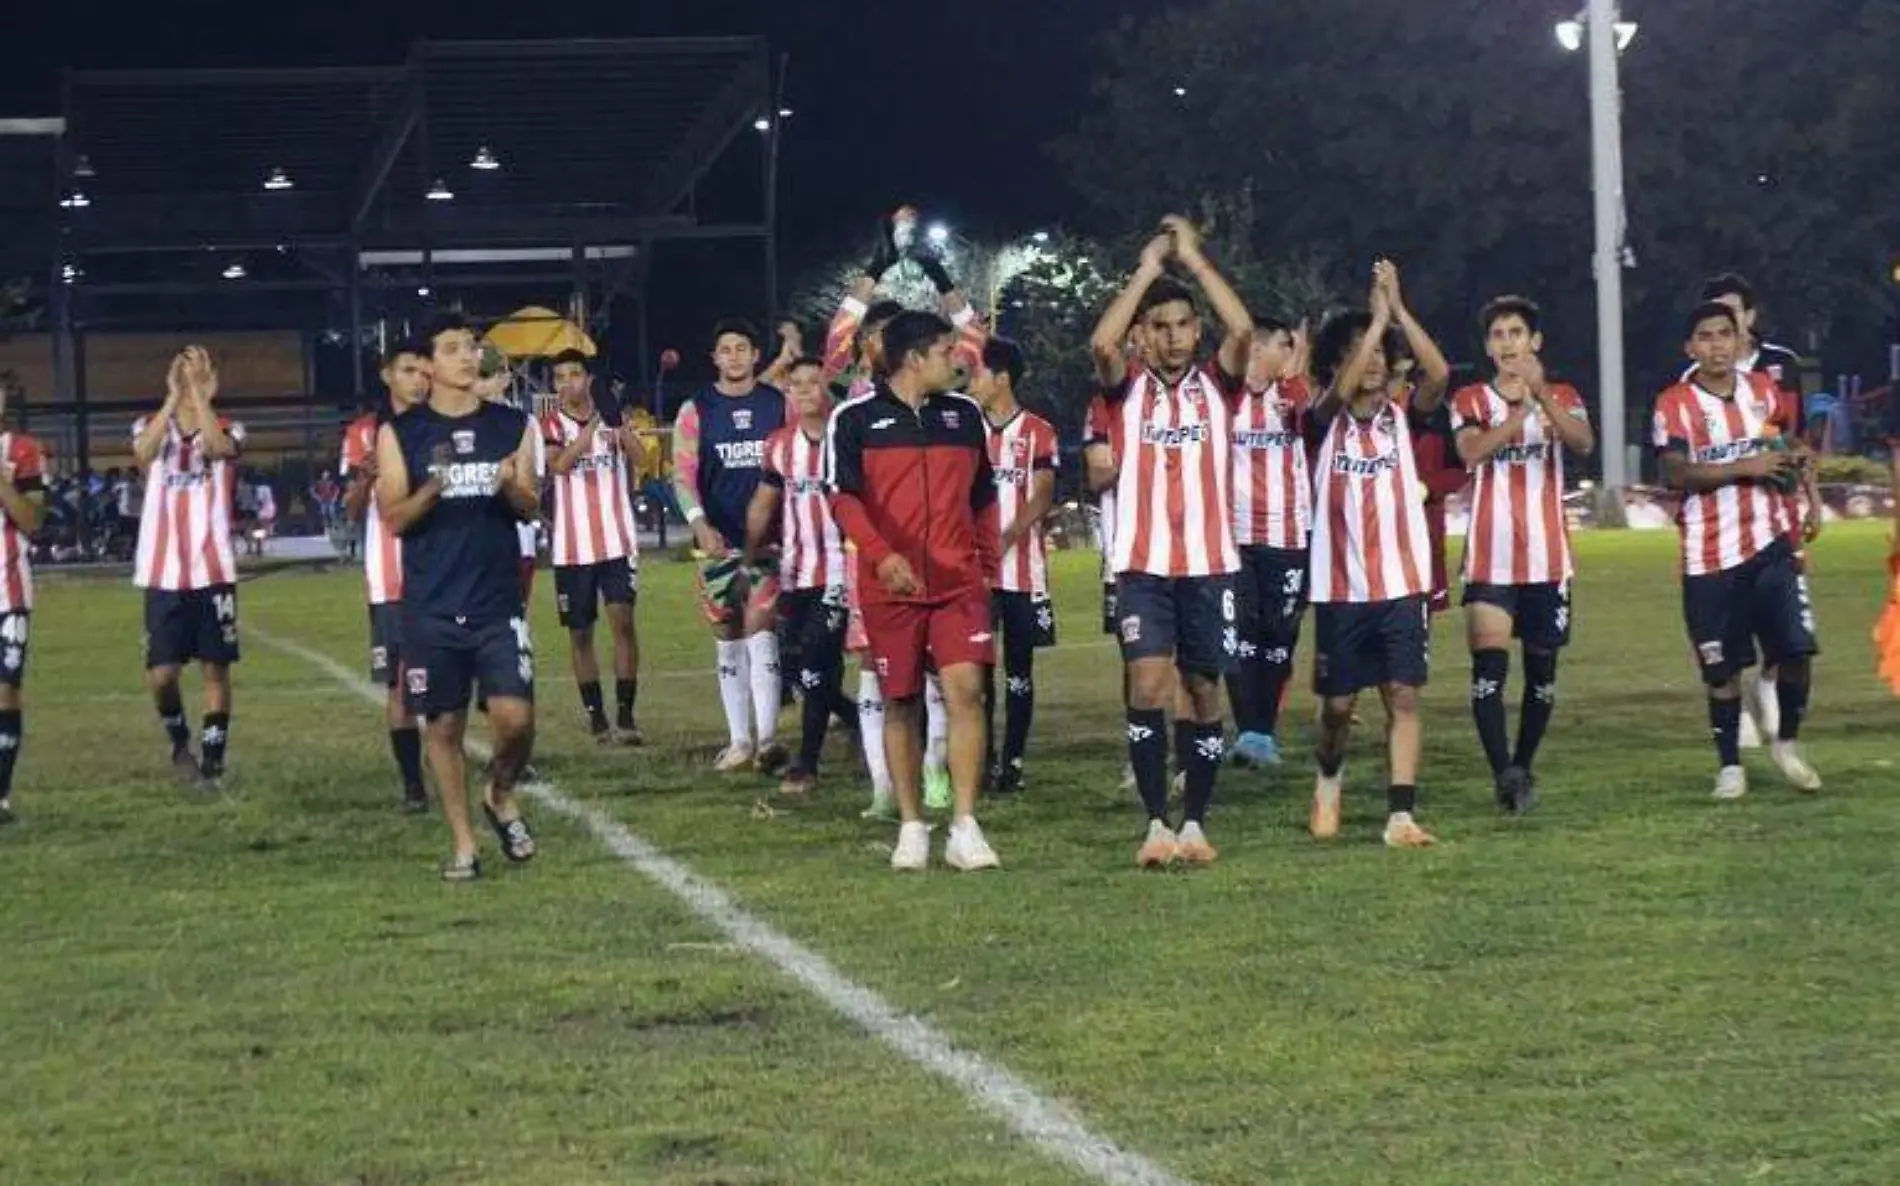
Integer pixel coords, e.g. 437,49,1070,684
971,337,1058,794
1225,318,1312,768
745,356,847,795
340,339,432,811
672,319,789,773
1449,296,1594,814
1693,273,1815,747
132,346,245,788
1089,215,1253,867
1652,302,1821,799
542,349,643,745
828,309,1001,871
0,392,47,823
376,315,543,880
1306,261,1451,848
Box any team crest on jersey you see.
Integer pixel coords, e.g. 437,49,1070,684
1697,641,1725,667
452,430,476,455
1012,437,1031,458
1120,614,1142,643
733,409,754,431
943,409,961,429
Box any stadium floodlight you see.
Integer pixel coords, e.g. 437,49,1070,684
777,107,794,119
59,189,90,209
426,178,455,201
222,262,247,280
927,222,950,245
1032,230,1050,244
1172,85,1187,97
263,166,293,191
470,145,501,171
417,285,432,297
72,154,96,179
753,117,771,132
1556,16,1636,52
61,263,79,283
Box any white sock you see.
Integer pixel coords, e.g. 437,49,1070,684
715,639,752,748
747,631,782,747
858,669,891,795
1754,670,1782,737
925,673,948,773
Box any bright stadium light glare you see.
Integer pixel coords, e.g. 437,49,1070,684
926,222,950,245
753,117,771,132
1555,20,1583,51
263,166,293,191
1172,85,1187,97
470,145,501,171
1031,230,1050,243
426,178,454,201
777,107,794,119
59,189,90,209
73,154,97,179
222,262,247,280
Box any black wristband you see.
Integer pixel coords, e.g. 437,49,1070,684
912,252,955,295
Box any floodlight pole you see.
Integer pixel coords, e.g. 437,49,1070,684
1586,0,1631,519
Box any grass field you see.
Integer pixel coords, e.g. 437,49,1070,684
5,525,1899,1186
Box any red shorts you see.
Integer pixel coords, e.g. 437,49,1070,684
861,590,994,700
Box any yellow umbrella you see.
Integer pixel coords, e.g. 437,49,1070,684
481,306,598,359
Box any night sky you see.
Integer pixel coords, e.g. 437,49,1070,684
5,0,1133,250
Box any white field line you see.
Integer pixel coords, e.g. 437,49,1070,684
246,620,1196,1186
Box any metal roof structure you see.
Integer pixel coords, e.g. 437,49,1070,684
5,37,783,465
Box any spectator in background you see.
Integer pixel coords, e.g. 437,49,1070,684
253,475,277,555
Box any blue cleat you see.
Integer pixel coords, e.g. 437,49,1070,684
1232,732,1282,768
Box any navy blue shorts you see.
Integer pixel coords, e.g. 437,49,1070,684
0,611,30,689
403,612,535,717
368,602,404,686
554,557,639,630
144,585,240,669
993,590,1057,651
1312,595,1430,697
1462,580,1572,651
1233,546,1309,667
1115,572,1236,676
1681,541,1819,686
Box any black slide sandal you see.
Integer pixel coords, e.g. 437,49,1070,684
483,802,536,863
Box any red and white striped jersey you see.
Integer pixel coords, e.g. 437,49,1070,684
986,410,1058,593
0,432,46,613
1107,368,1239,579
340,414,401,605
1651,372,1793,576
1309,401,1432,604
132,416,245,591
1450,383,1587,585
1228,376,1312,550
541,409,639,568
1085,392,1119,585
762,424,844,591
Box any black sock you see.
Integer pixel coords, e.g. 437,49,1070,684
1172,717,1195,775
0,710,20,796
578,681,607,731
1470,648,1512,775
797,661,832,775
1225,653,1262,736
1775,677,1809,742
1709,697,1742,767
1002,656,1034,771
390,726,424,794
982,664,998,774
1258,644,1294,735
1388,783,1417,815
1127,708,1169,821
1514,649,1559,771
157,685,190,754
201,713,230,775
615,678,638,728
1183,723,1223,824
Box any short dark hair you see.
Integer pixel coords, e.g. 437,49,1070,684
879,310,955,375
982,337,1026,387
1136,277,1197,320
788,355,826,373
1480,295,1542,337
382,336,428,366
711,318,761,350
1252,316,1293,343
421,312,475,353
1700,272,1757,310
857,300,906,353
550,349,591,372
1685,301,1740,339
1312,309,1390,389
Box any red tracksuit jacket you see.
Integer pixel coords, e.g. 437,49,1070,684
826,385,999,606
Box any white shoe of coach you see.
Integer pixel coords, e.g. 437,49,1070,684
944,817,1000,872
891,820,931,871
1711,765,1748,801
1770,741,1822,793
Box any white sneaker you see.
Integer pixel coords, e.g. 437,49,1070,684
890,820,931,871
1711,765,1748,800
714,742,756,773
944,817,1000,871
1737,705,1763,749
1770,741,1822,793
1310,769,1344,840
